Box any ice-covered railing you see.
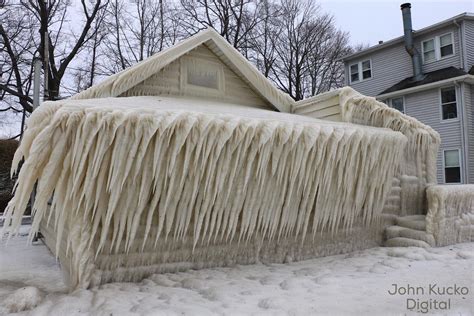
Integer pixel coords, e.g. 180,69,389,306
293,87,440,217
2,96,407,287
426,185,474,246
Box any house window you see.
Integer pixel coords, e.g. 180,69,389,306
422,39,436,62
440,87,457,120
350,64,359,83
362,60,372,79
422,33,454,63
439,33,454,57
349,60,372,83
390,97,405,113
444,149,461,183
181,57,224,95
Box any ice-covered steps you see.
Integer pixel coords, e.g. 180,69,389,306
385,225,435,246
385,237,431,248
384,215,435,248
395,215,426,231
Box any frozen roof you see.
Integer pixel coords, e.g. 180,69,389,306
71,28,295,113
379,66,468,95
60,95,396,134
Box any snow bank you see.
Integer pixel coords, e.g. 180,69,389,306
2,96,406,288
426,185,474,246
3,286,43,313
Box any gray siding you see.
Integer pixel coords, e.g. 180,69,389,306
345,19,473,184
465,20,474,68
414,25,462,73
346,24,464,97
345,44,412,97
404,87,464,184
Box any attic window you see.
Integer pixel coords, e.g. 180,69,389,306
187,64,219,89
181,57,224,94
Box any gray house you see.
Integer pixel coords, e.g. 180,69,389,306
343,3,474,185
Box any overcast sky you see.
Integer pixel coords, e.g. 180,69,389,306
320,0,474,46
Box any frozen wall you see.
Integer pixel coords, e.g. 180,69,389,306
426,185,474,246
294,87,441,219
2,96,406,288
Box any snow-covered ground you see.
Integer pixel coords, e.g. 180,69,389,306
0,226,473,316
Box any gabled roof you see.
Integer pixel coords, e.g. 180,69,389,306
379,67,468,95
71,28,294,112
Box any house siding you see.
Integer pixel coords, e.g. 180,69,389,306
345,44,413,97
346,24,465,98
404,87,464,184
122,44,273,109
464,20,474,68
414,25,462,73
345,16,474,184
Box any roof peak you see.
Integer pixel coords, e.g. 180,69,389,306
71,29,293,112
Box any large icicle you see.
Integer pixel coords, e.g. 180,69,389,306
2,96,406,289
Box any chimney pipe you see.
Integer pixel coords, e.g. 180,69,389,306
401,3,424,81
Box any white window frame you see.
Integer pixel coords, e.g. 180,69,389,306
421,32,455,64
390,96,405,114
442,148,462,184
439,86,458,122
180,56,225,96
439,32,454,58
349,59,372,84
421,38,436,63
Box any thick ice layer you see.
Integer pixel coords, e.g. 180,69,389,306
338,87,440,185
3,96,406,288
426,185,474,246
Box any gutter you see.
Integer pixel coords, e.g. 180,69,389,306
376,74,474,99
455,81,470,183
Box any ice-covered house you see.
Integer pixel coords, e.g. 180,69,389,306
3,28,472,289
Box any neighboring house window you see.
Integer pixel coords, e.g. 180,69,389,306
440,87,457,120
422,39,436,62
350,64,359,83
390,97,405,113
349,60,372,83
439,33,454,57
444,149,461,183
361,60,372,79
422,33,454,63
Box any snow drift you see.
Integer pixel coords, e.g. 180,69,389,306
2,96,406,288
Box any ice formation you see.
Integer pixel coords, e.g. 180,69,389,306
3,96,406,288
294,87,440,218
338,88,440,216
426,185,474,246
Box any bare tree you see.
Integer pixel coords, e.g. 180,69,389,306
180,0,266,51
247,0,281,77
266,0,350,100
0,0,107,107
0,4,37,114
101,0,181,74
